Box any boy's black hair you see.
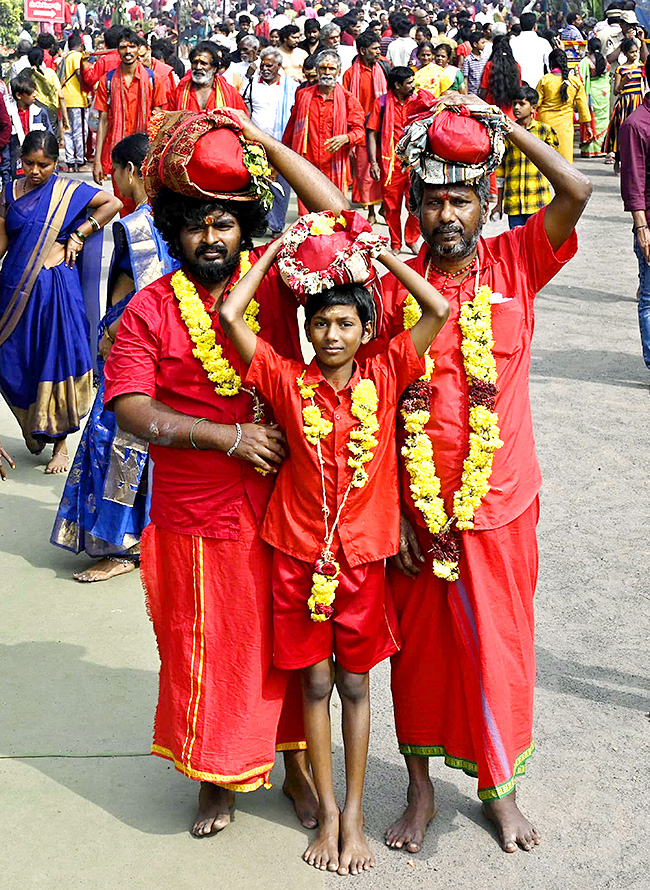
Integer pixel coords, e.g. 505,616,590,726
513,84,540,106
11,72,36,99
305,284,376,329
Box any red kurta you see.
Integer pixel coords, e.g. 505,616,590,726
103,249,305,790
343,62,383,206
363,210,578,798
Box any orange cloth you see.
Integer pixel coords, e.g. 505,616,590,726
151,57,177,109
388,496,540,799
342,62,377,115
141,503,305,791
81,49,121,90
245,330,425,567
95,64,167,174
382,171,420,249
170,72,247,113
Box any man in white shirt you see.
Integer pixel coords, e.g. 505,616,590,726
241,47,298,235
319,22,356,75
271,5,292,32
8,41,33,83
386,14,418,67
509,12,552,88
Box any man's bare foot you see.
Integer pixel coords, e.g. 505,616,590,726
45,441,69,475
303,808,339,872
482,789,541,853
367,207,377,226
385,775,435,852
283,749,319,828
338,808,375,876
73,557,137,583
191,782,235,837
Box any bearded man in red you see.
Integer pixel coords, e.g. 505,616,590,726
365,95,592,855
170,41,246,113
283,49,364,215
103,108,349,836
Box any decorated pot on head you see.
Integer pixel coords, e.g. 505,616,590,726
276,210,389,330
142,109,274,208
396,91,511,186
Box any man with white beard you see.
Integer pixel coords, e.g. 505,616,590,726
170,41,247,112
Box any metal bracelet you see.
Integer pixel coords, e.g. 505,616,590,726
189,417,209,450
226,422,242,457
87,215,101,232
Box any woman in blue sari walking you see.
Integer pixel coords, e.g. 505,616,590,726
51,134,178,582
0,131,121,473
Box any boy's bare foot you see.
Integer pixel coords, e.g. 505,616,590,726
385,775,435,852
45,441,69,474
283,749,319,828
73,557,137,582
303,809,339,872
191,782,235,837
338,808,375,876
482,789,540,853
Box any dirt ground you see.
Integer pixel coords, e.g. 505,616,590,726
1,158,648,890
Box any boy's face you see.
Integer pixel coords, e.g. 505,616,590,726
513,98,533,122
306,305,373,370
17,89,36,107
475,37,486,52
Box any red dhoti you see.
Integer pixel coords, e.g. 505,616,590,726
388,497,539,800
352,145,382,206
141,499,305,792
382,169,420,251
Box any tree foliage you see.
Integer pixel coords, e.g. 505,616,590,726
0,0,25,51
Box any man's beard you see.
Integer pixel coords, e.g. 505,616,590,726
184,244,241,283
191,69,214,86
318,74,337,87
427,222,482,259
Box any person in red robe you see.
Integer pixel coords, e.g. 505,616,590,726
367,67,421,253
342,30,387,223
359,95,592,855
103,107,351,838
93,30,166,216
283,49,365,215
138,42,178,109
79,25,123,90
170,41,247,113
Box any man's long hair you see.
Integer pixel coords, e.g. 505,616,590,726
152,187,268,258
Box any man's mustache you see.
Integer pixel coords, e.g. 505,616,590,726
431,223,464,237
195,243,228,259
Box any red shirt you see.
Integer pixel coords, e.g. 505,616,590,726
366,92,410,140
151,57,177,109
81,49,121,90
342,63,378,115
246,331,425,567
95,65,167,173
103,249,302,540
282,87,365,180
170,72,247,113
363,209,578,531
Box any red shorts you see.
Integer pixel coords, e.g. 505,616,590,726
272,550,401,673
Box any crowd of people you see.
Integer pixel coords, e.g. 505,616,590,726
0,0,646,879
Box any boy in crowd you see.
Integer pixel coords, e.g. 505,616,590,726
4,73,54,180
219,227,448,875
492,85,560,228
463,32,488,95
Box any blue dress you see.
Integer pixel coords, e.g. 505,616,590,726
0,175,103,452
51,204,178,559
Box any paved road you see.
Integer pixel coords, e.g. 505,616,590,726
1,160,649,890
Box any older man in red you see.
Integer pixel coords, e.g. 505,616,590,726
362,96,592,855
283,49,364,214
170,41,246,113
104,108,350,838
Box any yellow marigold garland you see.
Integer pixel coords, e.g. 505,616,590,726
400,284,503,581
172,252,257,397
297,372,379,620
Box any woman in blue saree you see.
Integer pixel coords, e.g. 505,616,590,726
51,134,178,582
0,131,121,473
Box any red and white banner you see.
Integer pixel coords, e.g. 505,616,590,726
24,0,65,23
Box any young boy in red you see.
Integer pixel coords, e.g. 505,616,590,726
219,230,448,876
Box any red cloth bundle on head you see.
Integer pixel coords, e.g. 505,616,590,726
142,109,273,209
427,106,492,165
276,210,388,329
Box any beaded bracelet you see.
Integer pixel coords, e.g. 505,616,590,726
189,417,209,450
226,422,242,457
